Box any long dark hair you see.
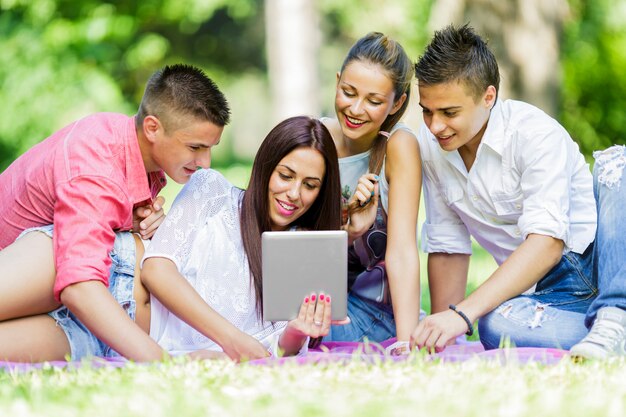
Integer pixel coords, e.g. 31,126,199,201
340,32,414,174
240,116,342,317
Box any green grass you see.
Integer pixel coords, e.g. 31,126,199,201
2,357,625,417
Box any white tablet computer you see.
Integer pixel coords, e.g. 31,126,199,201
262,230,348,321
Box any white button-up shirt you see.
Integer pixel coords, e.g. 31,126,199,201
418,99,596,266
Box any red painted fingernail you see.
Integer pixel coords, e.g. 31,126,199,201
326,295,331,302
320,294,325,301
311,294,316,302
304,297,309,303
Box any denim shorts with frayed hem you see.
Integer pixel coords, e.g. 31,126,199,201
18,225,137,360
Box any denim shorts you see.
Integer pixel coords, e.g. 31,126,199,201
18,225,137,360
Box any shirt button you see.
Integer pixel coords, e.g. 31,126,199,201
472,195,478,201
515,203,522,210
515,228,521,236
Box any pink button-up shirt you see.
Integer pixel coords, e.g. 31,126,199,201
0,113,166,300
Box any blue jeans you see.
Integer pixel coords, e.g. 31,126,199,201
324,293,396,342
479,248,596,350
480,145,626,349
586,146,626,324
20,226,138,360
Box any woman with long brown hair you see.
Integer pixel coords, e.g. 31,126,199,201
0,116,343,362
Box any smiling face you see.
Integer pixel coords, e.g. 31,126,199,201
418,80,496,155
146,115,224,184
335,61,405,152
267,147,326,231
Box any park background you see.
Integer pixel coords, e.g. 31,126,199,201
2,3,626,417
2,0,624,172
1,0,625,309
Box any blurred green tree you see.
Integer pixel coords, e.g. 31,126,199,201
561,0,626,155
2,0,622,173
0,0,260,171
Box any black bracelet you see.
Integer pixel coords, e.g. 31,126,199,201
449,304,474,336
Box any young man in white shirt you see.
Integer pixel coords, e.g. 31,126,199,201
410,24,626,359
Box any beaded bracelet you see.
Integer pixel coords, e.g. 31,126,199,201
449,304,474,336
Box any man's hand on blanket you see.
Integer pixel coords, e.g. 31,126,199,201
409,309,468,353
133,195,166,239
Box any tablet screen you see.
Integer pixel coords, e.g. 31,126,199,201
262,230,348,321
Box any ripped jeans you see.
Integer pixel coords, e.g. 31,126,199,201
479,145,626,350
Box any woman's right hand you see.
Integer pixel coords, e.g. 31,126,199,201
345,173,379,242
278,292,351,354
277,292,331,356
220,328,270,362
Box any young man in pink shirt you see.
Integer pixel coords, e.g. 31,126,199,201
0,64,230,361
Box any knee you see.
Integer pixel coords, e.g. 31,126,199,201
478,300,540,350
478,310,510,350
594,145,626,189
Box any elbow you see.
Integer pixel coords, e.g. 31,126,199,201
533,235,564,268
140,259,168,292
59,284,80,311
385,248,420,281
59,280,100,314
386,243,419,265
548,239,565,267
544,235,565,265
140,258,179,294
140,262,156,290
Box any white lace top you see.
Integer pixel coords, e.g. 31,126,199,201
144,169,287,355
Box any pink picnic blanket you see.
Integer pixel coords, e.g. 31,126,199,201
0,339,568,371
249,338,567,366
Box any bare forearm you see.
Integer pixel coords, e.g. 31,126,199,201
459,234,564,322
61,281,166,361
382,131,422,342
141,261,241,348
386,250,420,341
428,253,470,313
